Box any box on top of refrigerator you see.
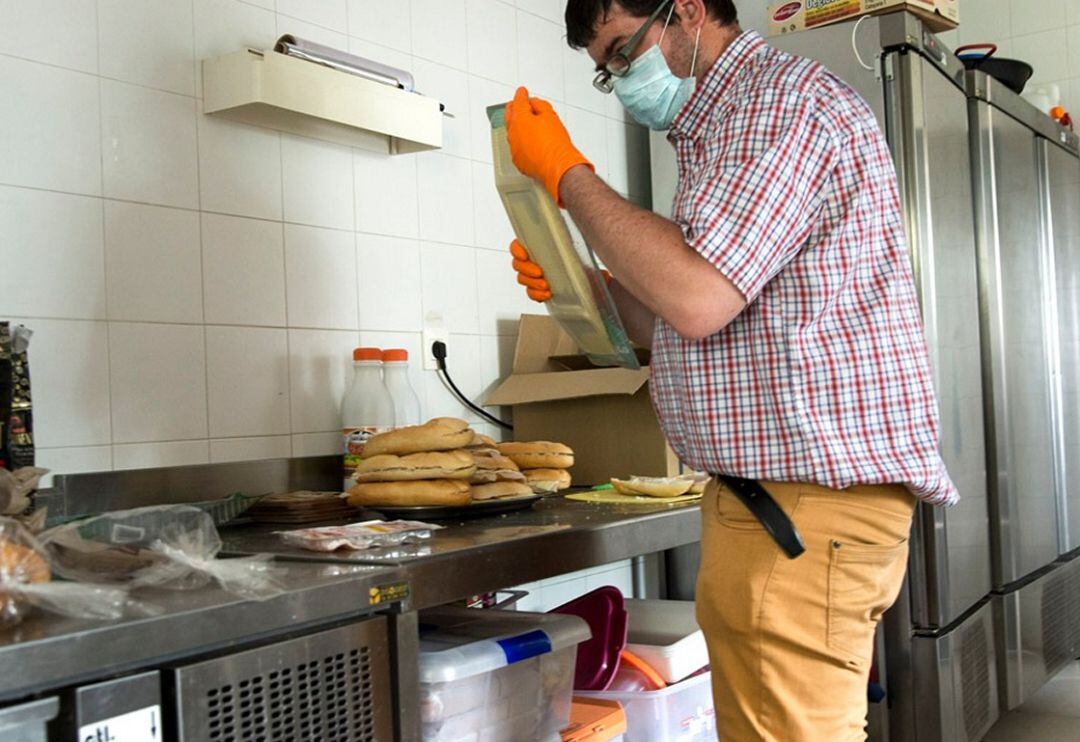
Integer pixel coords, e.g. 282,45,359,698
767,0,959,36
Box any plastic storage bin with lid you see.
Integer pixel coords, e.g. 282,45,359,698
578,599,714,742
578,671,714,742
419,607,592,742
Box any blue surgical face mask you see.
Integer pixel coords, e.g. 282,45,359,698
613,12,701,131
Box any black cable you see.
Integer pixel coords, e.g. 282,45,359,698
432,341,513,430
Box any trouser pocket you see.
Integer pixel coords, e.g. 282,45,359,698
826,537,909,669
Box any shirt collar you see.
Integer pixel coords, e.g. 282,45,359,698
670,29,768,140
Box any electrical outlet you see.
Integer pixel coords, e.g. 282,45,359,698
422,312,449,371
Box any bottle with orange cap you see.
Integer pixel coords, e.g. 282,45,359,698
341,347,396,490
382,349,423,427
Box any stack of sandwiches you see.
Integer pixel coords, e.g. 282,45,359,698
497,442,575,494
345,418,574,507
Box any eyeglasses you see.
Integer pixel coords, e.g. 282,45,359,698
592,0,675,94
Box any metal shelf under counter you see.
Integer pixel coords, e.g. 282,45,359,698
220,493,703,611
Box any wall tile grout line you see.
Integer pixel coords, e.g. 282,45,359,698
277,122,295,456
93,0,115,473
191,0,214,449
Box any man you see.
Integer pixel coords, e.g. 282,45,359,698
505,1,958,739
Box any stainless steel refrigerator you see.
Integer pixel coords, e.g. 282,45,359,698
654,12,1000,741
966,69,1080,712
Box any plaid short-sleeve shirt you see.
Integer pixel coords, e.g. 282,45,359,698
650,31,958,505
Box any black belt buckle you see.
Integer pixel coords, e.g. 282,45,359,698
716,476,806,559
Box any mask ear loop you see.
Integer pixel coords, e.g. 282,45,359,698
658,1,678,45
659,2,701,79
690,26,701,77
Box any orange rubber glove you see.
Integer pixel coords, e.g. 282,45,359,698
510,239,611,303
505,86,594,207
511,239,552,302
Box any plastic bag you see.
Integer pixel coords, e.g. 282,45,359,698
41,505,283,601
0,517,144,629
0,466,47,516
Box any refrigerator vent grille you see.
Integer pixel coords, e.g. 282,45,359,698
959,620,992,739
171,620,390,742
1041,570,1073,675
204,646,376,741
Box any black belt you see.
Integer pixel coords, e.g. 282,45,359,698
715,475,806,559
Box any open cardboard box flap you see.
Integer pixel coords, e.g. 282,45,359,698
486,314,681,483
486,314,650,405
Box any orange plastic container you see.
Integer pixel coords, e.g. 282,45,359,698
561,698,628,742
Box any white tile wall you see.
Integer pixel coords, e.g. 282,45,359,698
101,81,199,209
284,224,359,330
104,202,203,324
1,0,650,473
356,235,424,332
0,0,99,73
206,326,291,437
411,0,468,70
281,135,355,231
98,0,196,96
108,322,208,443
201,213,287,327
0,187,106,320
0,57,101,195
347,0,412,53
288,328,359,433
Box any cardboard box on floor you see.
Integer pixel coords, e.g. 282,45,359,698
486,315,682,486
767,0,959,36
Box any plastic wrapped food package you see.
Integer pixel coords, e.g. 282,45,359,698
278,520,441,552
0,517,142,629
487,105,639,370
41,505,283,601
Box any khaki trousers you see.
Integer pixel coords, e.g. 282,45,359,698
695,479,915,741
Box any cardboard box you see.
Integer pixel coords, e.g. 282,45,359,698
767,0,958,36
486,315,682,486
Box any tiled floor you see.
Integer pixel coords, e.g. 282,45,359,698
984,661,1080,741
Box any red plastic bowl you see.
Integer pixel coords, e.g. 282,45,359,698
551,586,629,691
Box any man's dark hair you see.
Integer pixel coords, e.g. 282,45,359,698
565,0,738,49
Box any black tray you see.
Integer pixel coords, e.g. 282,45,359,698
368,494,541,521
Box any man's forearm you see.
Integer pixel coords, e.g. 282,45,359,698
559,165,745,340
610,280,655,348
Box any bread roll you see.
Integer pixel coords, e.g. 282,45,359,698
0,540,50,624
497,441,574,470
472,453,519,471
524,469,572,492
471,481,534,501
352,450,476,482
469,432,498,449
611,477,693,498
470,469,527,484
347,479,472,507
363,418,474,457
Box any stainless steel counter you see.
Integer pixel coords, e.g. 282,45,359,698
221,493,703,609
0,560,404,704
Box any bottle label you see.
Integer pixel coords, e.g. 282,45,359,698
343,426,389,488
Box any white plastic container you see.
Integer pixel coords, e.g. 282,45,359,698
578,672,715,742
341,347,395,489
624,600,709,684
382,348,423,426
418,607,591,742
